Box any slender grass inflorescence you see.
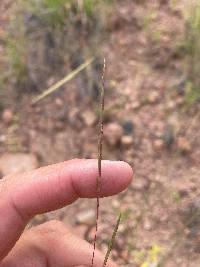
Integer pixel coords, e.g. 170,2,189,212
91,58,106,267
91,59,121,267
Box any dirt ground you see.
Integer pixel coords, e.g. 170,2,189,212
0,1,200,266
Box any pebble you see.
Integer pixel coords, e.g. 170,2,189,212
166,100,176,110
104,123,123,146
176,97,184,106
132,101,141,110
75,209,95,225
122,120,134,135
81,110,96,126
163,124,174,148
47,77,56,86
0,153,38,176
176,78,186,95
132,177,150,191
121,135,134,148
118,223,126,233
0,135,6,143
112,199,121,208
147,90,160,104
121,249,129,261
116,235,125,248
177,137,191,153
55,98,64,107
153,139,164,150
2,109,13,124
143,218,153,231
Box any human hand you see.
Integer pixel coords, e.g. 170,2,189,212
0,159,133,267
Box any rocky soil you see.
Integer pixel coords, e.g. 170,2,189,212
0,1,200,266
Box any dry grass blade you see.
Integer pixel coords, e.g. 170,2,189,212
91,58,106,267
102,213,122,267
32,58,94,105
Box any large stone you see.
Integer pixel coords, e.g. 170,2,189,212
0,153,38,176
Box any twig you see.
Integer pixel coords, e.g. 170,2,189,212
102,213,122,267
32,58,94,105
91,58,106,267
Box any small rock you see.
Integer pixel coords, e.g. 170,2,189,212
121,249,129,261
147,91,159,104
118,223,126,233
163,124,174,148
111,249,118,260
122,120,134,135
0,135,6,143
68,108,82,129
55,98,64,107
116,235,125,249
132,101,140,110
81,110,96,126
2,109,13,124
0,153,38,176
176,79,186,95
132,177,150,191
166,100,176,110
47,77,56,87
75,209,95,225
177,137,191,153
153,139,164,150
104,123,123,146
112,199,120,208
143,218,153,231
176,97,184,106
121,135,134,148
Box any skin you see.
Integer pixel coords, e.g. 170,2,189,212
0,159,133,267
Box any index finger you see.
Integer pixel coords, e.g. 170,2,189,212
0,159,133,260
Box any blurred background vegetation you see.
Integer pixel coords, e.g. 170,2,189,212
0,1,200,266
